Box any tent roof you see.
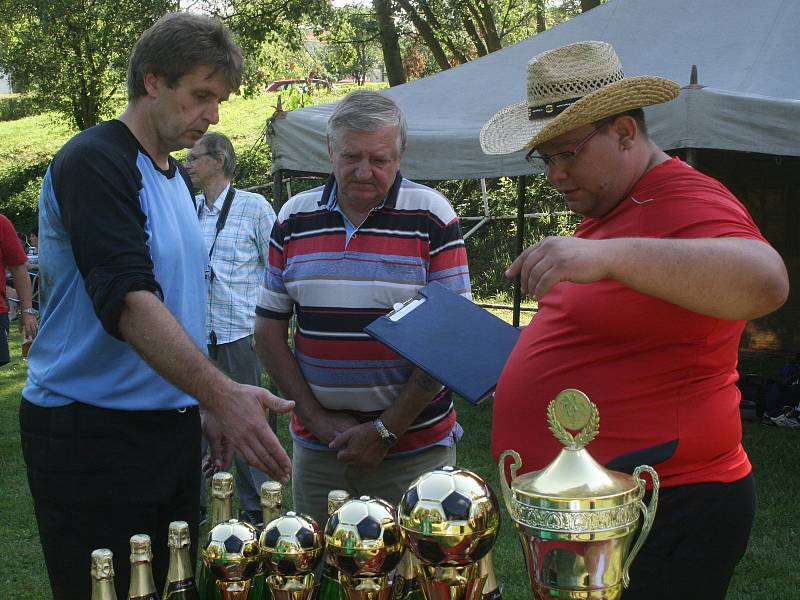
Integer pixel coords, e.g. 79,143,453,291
269,0,800,180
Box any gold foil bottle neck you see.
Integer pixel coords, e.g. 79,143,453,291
260,481,283,508
129,534,153,563
211,471,234,499
91,548,115,580
327,489,350,517
168,520,191,549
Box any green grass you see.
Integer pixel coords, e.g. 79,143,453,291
2,327,799,599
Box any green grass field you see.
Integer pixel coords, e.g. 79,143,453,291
2,330,799,599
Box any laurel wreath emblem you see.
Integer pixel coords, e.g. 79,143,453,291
547,397,600,449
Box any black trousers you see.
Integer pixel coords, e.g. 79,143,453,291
623,473,756,600
20,398,201,600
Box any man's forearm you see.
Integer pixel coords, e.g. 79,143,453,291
253,316,324,422
380,367,443,437
8,264,33,308
605,237,788,320
118,290,231,408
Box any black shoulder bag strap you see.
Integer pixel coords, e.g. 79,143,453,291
205,186,236,346
207,185,236,260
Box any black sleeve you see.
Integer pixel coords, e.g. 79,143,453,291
50,123,163,340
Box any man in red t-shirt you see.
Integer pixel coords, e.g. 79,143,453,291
1,214,37,365
480,42,789,599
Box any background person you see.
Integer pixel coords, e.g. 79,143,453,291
186,131,277,526
1,213,37,365
480,41,789,600
253,90,472,527
20,14,292,599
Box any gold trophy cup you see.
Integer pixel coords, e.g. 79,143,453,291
325,496,405,600
499,389,659,600
398,466,500,600
203,518,263,599
259,511,323,600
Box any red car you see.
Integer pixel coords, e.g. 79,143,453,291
265,78,331,92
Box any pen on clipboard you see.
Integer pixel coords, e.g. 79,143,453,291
387,294,426,321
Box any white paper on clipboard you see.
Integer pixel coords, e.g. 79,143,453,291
388,295,426,321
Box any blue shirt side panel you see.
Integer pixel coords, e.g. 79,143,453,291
24,154,206,410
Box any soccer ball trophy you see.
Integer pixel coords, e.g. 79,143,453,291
398,466,500,600
259,511,324,600
202,518,263,599
325,495,405,600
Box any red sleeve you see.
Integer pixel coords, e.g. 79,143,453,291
0,214,28,269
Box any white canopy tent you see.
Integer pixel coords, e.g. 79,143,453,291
269,0,800,181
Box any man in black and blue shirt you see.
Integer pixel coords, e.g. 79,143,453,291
20,13,292,599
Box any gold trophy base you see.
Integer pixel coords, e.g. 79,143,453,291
342,574,392,600
266,573,316,600
415,563,486,600
217,579,253,600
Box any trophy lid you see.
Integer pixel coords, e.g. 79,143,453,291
508,390,640,512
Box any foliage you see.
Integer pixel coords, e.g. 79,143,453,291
431,174,578,299
193,0,333,94
318,4,384,84
0,0,174,131
0,94,43,123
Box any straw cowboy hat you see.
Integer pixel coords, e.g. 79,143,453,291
479,41,680,155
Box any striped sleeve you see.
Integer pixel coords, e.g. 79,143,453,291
256,216,293,319
426,198,472,299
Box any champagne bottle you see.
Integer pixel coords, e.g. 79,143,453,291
91,548,119,600
389,551,423,600
198,472,234,600
128,534,159,600
479,552,502,600
250,481,283,600
164,521,199,599
317,490,350,600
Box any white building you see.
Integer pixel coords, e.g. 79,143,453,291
0,71,12,94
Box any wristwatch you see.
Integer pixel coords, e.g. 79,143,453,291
21,308,36,315
373,418,398,447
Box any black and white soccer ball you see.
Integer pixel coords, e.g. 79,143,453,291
324,495,403,577
203,518,262,581
398,466,499,566
259,511,323,576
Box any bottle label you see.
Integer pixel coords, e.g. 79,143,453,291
164,578,199,599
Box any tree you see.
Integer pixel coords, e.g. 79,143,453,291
319,5,383,85
0,0,175,130
390,0,563,71
195,0,332,94
373,0,406,86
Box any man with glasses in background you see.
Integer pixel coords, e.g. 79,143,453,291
481,41,788,599
186,131,277,526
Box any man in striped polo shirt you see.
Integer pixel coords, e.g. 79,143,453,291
254,90,472,525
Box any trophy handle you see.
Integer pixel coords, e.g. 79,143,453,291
497,450,522,515
621,465,660,588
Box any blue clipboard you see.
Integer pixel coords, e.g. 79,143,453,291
364,282,521,404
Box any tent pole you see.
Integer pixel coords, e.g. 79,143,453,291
273,169,284,211
513,175,527,327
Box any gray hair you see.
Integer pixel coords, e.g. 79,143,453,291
127,13,242,100
326,90,407,156
199,132,236,179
